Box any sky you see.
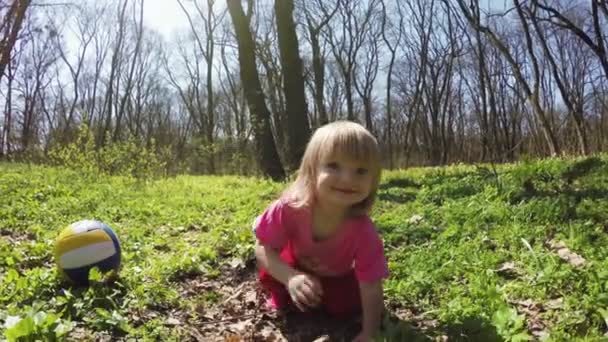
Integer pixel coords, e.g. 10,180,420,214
140,0,509,39
142,0,190,38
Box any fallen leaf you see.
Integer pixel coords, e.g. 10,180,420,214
244,290,257,304
546,298,563,310
165,317,181,326
556,248,586,267
186,327,206,342
230,258,245,269
224,335,242,342
229,318,253,333
515,299,535,309
548,240,586,268
496,262,519,278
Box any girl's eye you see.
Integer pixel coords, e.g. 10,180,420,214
326,162,339,170
356,168,368,175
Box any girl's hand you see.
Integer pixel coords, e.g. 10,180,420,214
287,273,323,311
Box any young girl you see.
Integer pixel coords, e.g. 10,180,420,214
253,121,388,342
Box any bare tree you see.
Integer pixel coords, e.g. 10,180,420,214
227,0,285,180
532,1,608,80
0,55,16,156
380,0,404,168
255,10,287,150
16,17,58,150
127,29,164,141
298,0,339,126
219,23,248,147
416,0,459,165
0,0,32,83
274,0,311,172
99,0,129,146
524,1,590,155
164,33,208,171
325,0,378,123
324,59,347,121
352,8,381,134
453,0,560,156
81,3,112,128
50,2,106,140
113,0,145,142
177,0,225,173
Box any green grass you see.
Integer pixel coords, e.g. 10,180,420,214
1,155,608,341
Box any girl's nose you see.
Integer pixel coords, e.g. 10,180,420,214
339,169,354,183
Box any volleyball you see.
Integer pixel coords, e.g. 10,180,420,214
54,220,121,285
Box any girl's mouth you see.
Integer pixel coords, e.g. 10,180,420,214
332,187,356,194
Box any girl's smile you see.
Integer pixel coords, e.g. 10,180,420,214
315,154,373,209
331,187,357,194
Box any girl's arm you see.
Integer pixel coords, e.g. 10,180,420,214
255,241,323,310
254,241,298,284
356,280,384,340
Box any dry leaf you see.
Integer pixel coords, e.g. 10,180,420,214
230,258,245,269
548,240,586,268
224,335,242,342
496,261,519,278
244,290,257,304
165,317,181,326
556,248,586,267
229,318,253,333
515,299,535,309
407,214,423,224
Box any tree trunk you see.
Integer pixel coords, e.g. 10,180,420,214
0,0,31,83
114,0,144,143
274,0,312,173
526,2,589,155
309,32,328,126
345,75,355,121
1,60,13,156
227,0,285,181
101,0,128,146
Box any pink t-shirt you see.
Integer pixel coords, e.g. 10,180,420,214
253,199,389,283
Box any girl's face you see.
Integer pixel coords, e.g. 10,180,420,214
315,153,374,210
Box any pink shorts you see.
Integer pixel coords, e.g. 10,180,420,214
258,242,361,317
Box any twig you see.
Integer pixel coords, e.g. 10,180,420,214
221,282,247,304
185,326,206,342
199,312,266,326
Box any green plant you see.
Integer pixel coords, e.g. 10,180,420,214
491,306,531,342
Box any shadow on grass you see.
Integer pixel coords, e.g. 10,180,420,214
443,316,503,342
561,157,605,183
380,177,421,190
511,157,607,204
275,308,502,341
275,309,434,341
377,191,417,204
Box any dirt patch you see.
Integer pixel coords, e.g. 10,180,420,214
177,262,362,341
0,228,36,244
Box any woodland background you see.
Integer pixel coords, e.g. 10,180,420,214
1,0,607,179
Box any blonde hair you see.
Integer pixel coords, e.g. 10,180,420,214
282,120,382,216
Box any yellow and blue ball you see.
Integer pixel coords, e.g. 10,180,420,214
54,220,121,285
